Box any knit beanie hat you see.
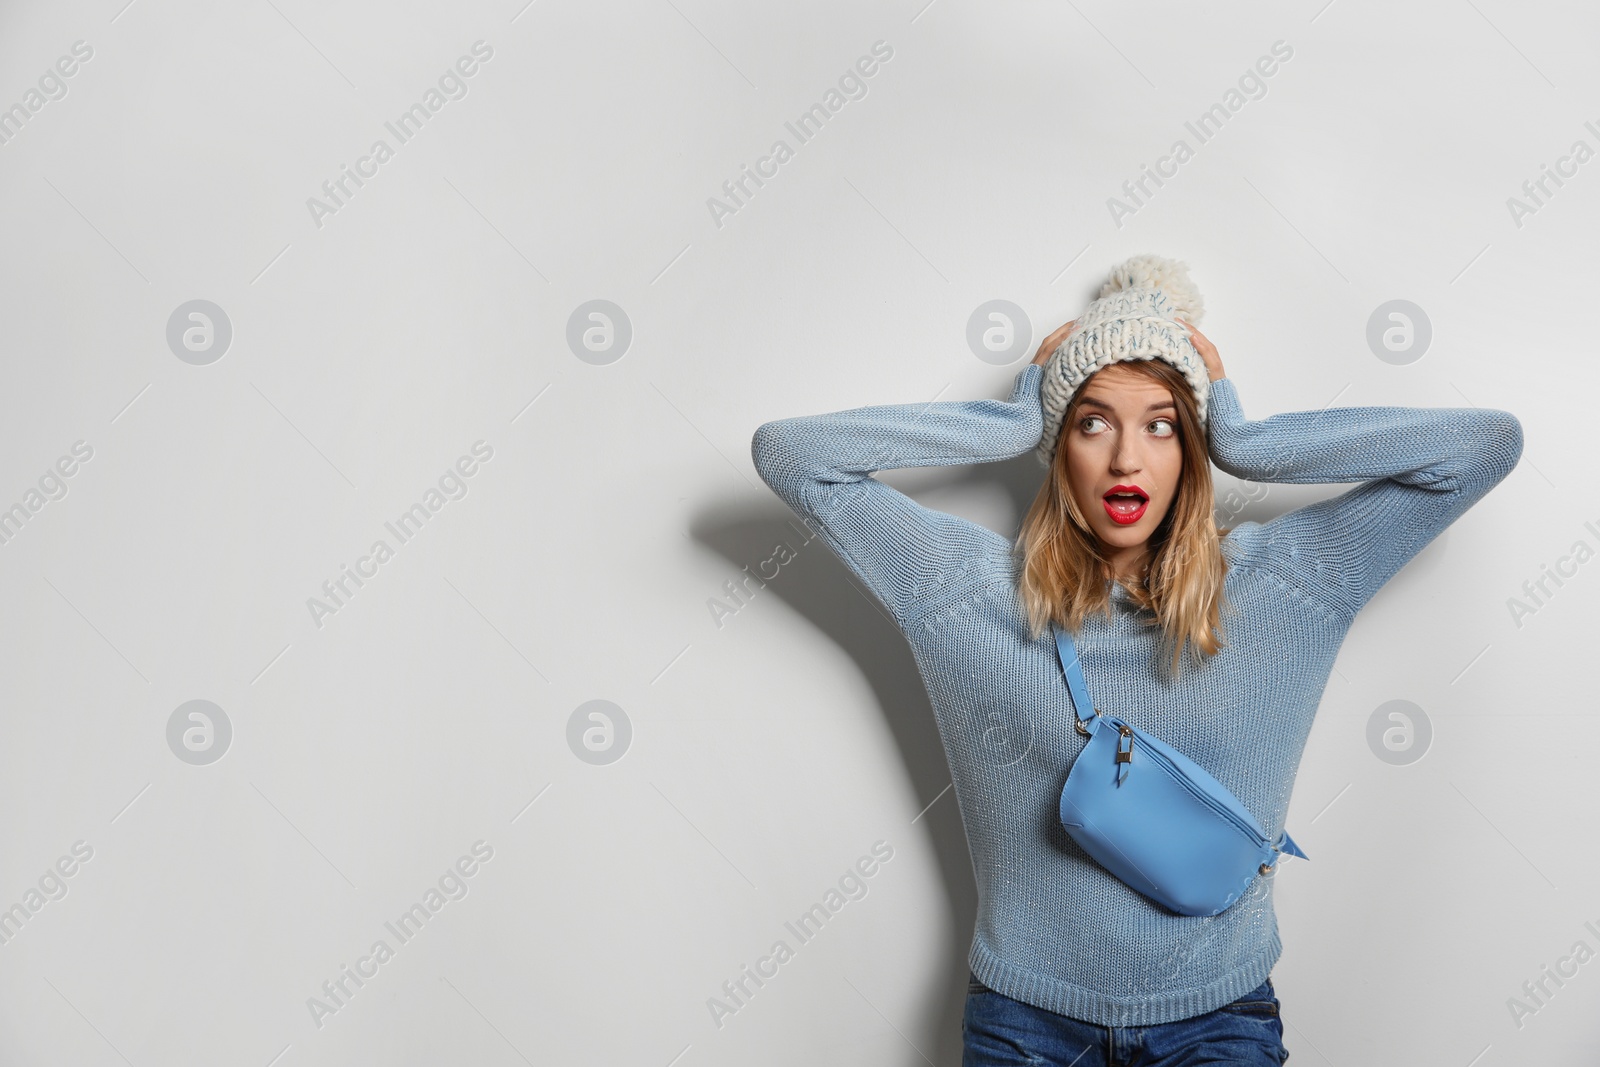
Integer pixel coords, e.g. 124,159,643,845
1036,254,1208,469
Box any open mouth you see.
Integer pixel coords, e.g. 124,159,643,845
1102,485,1149,525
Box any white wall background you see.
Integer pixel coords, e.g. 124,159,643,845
0,1,1595,1064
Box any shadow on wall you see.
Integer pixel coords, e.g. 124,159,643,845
688,415,1054,1063
693,508,976,1061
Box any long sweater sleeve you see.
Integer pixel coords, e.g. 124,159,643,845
1206,376,1523,621
750,364,1045,626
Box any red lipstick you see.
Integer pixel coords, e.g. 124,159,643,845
1102,484,1149,526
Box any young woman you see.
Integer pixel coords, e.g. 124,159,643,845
750,255,1522,1065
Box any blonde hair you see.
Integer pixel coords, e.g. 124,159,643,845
1012,358,1231,678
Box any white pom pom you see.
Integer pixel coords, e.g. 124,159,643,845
1098,254,1205,325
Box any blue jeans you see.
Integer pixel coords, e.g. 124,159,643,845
962,972,1290,1066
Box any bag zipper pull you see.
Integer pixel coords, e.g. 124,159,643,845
1115,724,1133,785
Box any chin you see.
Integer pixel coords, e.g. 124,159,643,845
1095,526,1147,545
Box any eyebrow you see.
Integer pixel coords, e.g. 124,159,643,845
1076,397,1176,413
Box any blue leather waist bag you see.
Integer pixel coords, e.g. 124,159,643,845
1052,623,1308,917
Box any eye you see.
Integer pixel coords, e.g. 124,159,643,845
1149,418,1176,437
1079,415,1107,433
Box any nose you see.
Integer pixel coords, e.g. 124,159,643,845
1110,432,1144,476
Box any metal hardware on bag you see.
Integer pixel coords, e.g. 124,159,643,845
1115,725,1133,764
1073,707,1102,738
1113,724,1135,785
1259,844,1282,877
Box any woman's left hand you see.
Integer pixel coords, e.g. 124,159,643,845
1177,318,1226,382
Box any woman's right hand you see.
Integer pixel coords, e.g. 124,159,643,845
1032,319,1077,366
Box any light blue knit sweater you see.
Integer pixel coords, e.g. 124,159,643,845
750,361,1522,1026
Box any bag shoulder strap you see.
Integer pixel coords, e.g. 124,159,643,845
1050,623,1097,728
